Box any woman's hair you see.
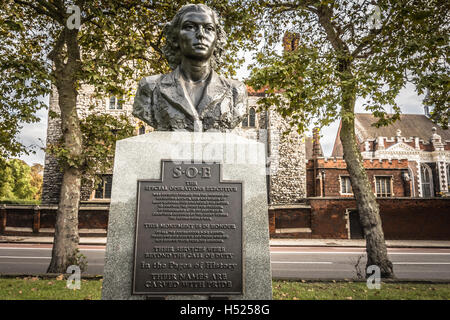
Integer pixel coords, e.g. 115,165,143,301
162,4,227,70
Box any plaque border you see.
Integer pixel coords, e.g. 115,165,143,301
132,159,244,296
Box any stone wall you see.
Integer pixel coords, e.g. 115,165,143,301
41,84,145,204
266,109,306,204
41,86,63,204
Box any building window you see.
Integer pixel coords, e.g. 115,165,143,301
93,175,113,199
242,107,256,128
108,95,123,110
420,164,433,197
139,126,145,135
340,176,353,194
249,107,256,127
408,167,415,197
375,176,392,197
447,164,450,192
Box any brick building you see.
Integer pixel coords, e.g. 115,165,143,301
307,113,450,198
284,113,450,240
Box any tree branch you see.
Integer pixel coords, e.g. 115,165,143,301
351,8,396,58
13,0,52,19
316,4,349,54
259,0,317,13
47,30,65,66
13,0,64,24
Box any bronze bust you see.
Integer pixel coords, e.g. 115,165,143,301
132,4,248,132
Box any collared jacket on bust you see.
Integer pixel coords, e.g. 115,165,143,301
132,67,248,132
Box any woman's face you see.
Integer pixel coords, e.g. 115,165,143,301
178,10,217,62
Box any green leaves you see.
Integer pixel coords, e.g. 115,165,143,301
0,1,52,161
249,41,341,133
47,113,135,178
249,0,449,133
0,159,38,201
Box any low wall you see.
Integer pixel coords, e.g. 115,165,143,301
0,203,109,236
2,198,449,240
269,204,312,239
308,198,450,240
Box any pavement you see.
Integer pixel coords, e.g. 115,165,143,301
1,235,450,248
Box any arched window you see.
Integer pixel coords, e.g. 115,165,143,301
420,164,433,197
249,107,256,127
139,126,145,135
241,107,256,128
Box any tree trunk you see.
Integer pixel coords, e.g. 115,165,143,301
47,29,83,274
339,78,394,278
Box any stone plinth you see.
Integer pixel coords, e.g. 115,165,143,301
102,132,272,300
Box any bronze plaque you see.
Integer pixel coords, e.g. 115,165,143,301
133,160,243,295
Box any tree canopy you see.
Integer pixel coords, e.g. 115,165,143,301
249,0,449,131
0,159,38,201
0,0,263,164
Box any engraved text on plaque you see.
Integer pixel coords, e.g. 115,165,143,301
133,160,243,295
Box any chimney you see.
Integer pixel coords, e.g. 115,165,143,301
312,127,323,158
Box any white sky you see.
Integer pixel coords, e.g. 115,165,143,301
17,51,426,166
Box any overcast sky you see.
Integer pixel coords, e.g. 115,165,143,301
17,53,426,167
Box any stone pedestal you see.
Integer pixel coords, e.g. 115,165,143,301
102,132,272,300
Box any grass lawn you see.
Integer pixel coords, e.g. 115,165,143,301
0,276,449,300
0,276,102,300
272,280,450,300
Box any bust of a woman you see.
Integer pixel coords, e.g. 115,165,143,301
133,4,248,132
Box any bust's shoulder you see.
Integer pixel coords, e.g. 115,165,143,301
226,79,248,102
219,76,245,88
137,74,162,92
219,76,247,95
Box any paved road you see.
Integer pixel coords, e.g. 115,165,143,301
1,244,449,280
271,246,450,280
0,244,105,275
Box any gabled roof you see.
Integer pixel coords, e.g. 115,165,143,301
331,113,450,157
354,113,450,141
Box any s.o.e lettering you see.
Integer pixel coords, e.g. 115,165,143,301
172,166,211,179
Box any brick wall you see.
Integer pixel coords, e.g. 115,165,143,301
308,198,450,240
269,205,312,238
0,204,109,236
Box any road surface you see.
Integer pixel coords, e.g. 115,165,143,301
0,244,449,280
